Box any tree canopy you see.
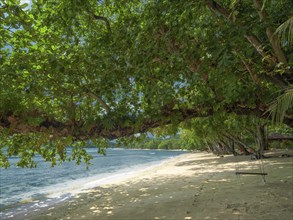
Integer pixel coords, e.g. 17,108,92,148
0,0,292,167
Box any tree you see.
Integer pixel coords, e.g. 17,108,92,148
179,113,259,154
0,0,292,167
267,16,293,124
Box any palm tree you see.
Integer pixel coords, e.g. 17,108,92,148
268,86,293,124
268,16,293,124
276,15,293,46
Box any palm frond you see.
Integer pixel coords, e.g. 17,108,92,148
275,16,293,45
267,86,293,123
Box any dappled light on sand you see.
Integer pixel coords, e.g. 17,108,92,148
26,150,293,220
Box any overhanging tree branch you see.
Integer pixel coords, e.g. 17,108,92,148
1,103,292,140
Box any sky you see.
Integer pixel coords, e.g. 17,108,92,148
20,0,31,4
20,0,32,9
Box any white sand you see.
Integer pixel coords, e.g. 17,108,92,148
27,150,292,220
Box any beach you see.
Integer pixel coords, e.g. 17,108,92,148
25,150,292,220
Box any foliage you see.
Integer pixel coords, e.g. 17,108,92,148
179,114,267,154
276,16,293,46
0,0,292,167
123,134,181,150
267,86,293,124
267,15,293,125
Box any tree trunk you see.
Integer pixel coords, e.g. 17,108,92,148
256,124,269,154
219,140,233,154
230,140,236,156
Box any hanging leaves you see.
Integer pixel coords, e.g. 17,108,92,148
0,0,292,167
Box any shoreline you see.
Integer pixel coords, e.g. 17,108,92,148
1,152,187,220
5,150,293,220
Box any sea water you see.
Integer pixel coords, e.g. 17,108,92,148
0,148,186,219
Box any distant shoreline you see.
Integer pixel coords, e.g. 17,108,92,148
122,147,188,151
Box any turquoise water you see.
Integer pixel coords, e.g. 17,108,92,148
0,148,186,219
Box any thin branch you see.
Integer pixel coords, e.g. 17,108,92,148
85,6,111,32
244,34,276,66
78,70,111,113
87,10,111,33
206,0,230,18
239,57,259,85
92,13,111,32
85,91,111,113
237,54,287,88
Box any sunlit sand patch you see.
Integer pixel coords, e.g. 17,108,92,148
130,198,140,202
103,206,113,210
207,179,230,183
154,216,167,219
139,187,149,192
88,205,101,213
232,209,242,215
119,190,128,195
106,198,113,203
140,193,151,197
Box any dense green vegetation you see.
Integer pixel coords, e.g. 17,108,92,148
0,0,292,167
121,122,293,153
121,135,181,150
